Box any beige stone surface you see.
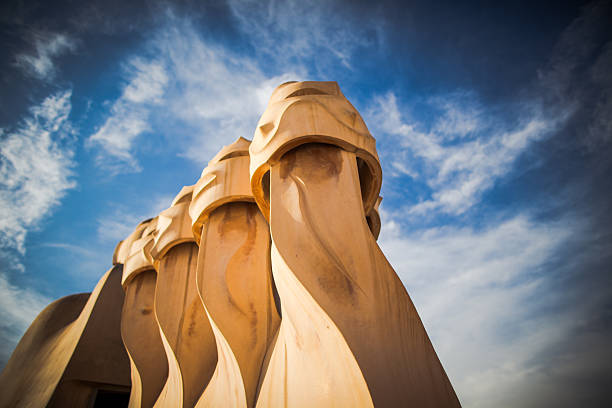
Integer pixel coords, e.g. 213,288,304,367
122,270,168,408
250,81,460,408
196,203,279,408
256,145,460,407
120,218,169,408
152,243,217,408
151,187,218,408
114,218,153,266
0,265,130,408
123,218,158,286
366,196,382,240
172,184,197,206
192,138,280,408
152,204,192,259
190,137,254,242
249,81,382,221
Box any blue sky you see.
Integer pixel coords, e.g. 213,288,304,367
1,0,611,406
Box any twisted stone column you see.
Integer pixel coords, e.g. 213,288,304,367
190,137,280,408
117,219,169,408
149,186,217,408
250,81,460,407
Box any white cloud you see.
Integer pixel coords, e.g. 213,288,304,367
84,1,384,175
15,32,77,80
367,92,560,215
0,90,76,253
156,23,301,163
122,59,168,104
0,272,51,366
34,242,113,285
536,1,612,151
88,18,303,174
430,93,482,139
96,210,148,245
227,0,382,70
378,212,573,407
39,242,102,258
96,192,174,244
87,59,168,173
86,4,385,174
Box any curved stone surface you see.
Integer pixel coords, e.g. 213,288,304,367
153,243,217,408
196,203,279,408
151,187,195,261
114,218,153,266
172,184,196,206
120,219,169,408
0,265,130,408
0,294,88,408
151,187,217,408
121,270,168,408
249,81,382,220
208,136,251,166
193,139,280,408
256,144,460,407
366,196,382,240
123,218,158,287
190,137,254,243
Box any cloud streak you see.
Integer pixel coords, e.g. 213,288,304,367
15,32,77,80
0,272,51,366
227,0,383,71
96,192,174,245
88,18,301,174
367,92,560,216
378,213,573,407
0,90,76,254
88,59,168,173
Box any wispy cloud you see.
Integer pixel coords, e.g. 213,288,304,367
228,0,383,71
39,242,101,258
587,42,612,146
0,90,76,254
96,192,174,244
537,0,612,150
0,272,51,366
34,242,113,284
363,3,611,220
156,23,302,164
88,59,168,173
87,18,301,174
96,211,147,244
15,32,77,80
367,92,560,216
378,212,573,407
